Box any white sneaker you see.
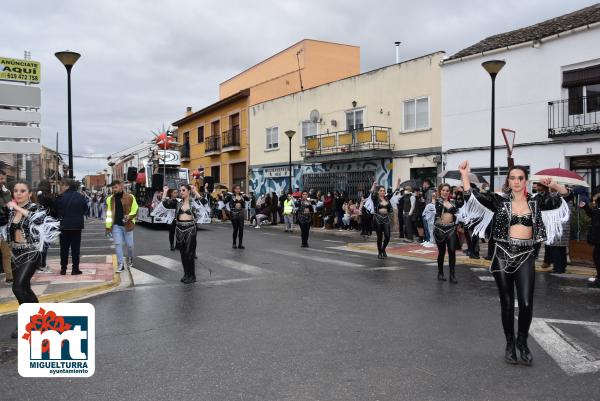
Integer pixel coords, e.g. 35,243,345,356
254,225,260,229
126,257,133,268
116,264,125,273
37,265,52,273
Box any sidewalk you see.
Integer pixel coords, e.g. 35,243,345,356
248,220,596,277
0,254,121,316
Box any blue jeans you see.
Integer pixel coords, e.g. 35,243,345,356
112,225,134,265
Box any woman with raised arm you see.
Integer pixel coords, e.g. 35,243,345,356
153,184,208,284
367,179,400,259
224,185,250,249
2,181,60,338
458,160,569,366
433,183,463,283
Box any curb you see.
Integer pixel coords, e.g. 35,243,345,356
346,243,596,276
0,255,121,317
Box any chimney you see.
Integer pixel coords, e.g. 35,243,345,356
186,106,193,116
395,41,401,64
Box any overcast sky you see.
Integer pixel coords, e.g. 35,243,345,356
3,0,597,178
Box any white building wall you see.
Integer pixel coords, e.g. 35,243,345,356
250,52,444,179
442,25,600,189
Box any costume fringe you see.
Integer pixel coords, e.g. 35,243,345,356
389,191,401,209
150,201,176,224
461,195,494,239
364,196,374,214
192,200,211,224
0,224,6,242
422,203,436,222
28,209,61,252
542,198,570,245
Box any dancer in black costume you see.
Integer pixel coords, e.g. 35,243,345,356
158,184,208,284
165,188,178,251
224,185,249,249
295,191,314,248
2,181,60,338
367,181,398,259
459,161,569,365
433,183,463,283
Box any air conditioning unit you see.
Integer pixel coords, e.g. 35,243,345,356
432,155,442,164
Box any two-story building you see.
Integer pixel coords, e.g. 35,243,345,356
249,52,444,197
442,3,600,189
172,39,361,191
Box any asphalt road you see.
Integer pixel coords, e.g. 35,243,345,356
1,221,599,401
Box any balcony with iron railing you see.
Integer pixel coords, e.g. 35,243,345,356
300,126,394,162
204,135,221,155
180,142,190,161
548,95,600,138
222,127,241,151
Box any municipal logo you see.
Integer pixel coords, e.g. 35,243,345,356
18,303,95,377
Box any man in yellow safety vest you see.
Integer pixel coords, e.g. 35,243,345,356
105,180,138,272
283,191,295,233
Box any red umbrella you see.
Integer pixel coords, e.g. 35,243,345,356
531,168,588,187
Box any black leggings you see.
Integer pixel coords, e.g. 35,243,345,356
169,222,176,249
374,219,390,254
176,222,197,280
299,220,310,246
231,212,244,245
436,241,456,274
434,225,458,274
361,213,373,235
593,245,600,278
12,247,41,304
492,255,535,339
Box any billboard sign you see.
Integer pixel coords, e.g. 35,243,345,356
0,57,41,84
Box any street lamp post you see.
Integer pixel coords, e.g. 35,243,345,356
482,60,505,190
285,130,296,192
55,51,81,179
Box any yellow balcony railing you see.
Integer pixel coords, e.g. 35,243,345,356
301,126,393,158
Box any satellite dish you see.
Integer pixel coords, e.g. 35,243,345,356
310,109,320,123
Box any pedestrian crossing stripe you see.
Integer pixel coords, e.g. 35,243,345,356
529,317,600,376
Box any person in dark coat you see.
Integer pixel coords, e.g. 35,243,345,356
581,192,600,287
36,181,57,273
55,179,88,275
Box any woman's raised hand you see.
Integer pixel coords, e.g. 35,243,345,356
458,160,470,174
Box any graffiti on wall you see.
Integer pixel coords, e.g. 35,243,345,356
249,159,392,195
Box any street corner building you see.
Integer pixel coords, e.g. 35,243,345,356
441,3,600,190
172,39,361,193
249,52,445,197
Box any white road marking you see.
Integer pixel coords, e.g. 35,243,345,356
138,255,181,272
200,254,274,276
529,317,600,376
366,266,407,271
470,267,488,272
49,245,115,250
311,248,361,258
323,240,344,243
130,267,166,285
267,249,364,268
478,276,495,281
202,277,261,286
262,233,277,236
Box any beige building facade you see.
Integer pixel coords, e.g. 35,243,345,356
175,39,361,191
248,52,444,196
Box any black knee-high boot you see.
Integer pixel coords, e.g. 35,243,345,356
448,250,457,284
